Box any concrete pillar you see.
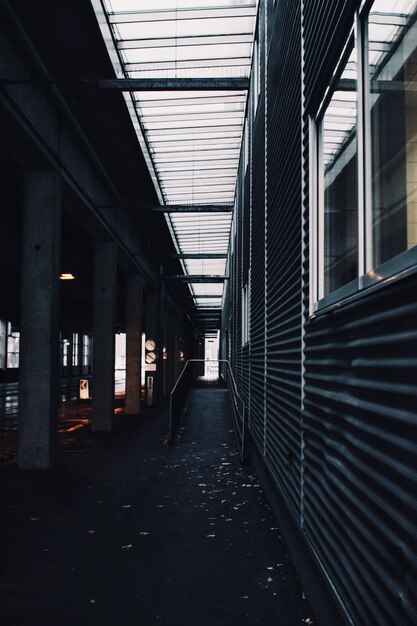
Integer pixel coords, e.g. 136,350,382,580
0,320,7,375
66,335,73,376
144,288,160,405
159,280,167,402
18,171,62,470
125,274,143,414
174,324,181,384
166,309,176,395
161,303,168,400
92,241,117,432
76,332,84,374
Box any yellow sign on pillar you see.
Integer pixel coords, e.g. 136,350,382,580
79,378,89,400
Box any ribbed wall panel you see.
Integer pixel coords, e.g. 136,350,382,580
265,0,303,521
250,107,266,450
302,4,417,623
222,0,417,623
303,0,356,112
240,174,251,406
235,165,243,391
303,278,417,625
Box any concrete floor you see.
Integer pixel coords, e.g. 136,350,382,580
0,385,317,626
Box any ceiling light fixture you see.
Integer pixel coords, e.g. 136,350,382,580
59,273,75,281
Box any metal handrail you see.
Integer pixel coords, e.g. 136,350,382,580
169,359,246,462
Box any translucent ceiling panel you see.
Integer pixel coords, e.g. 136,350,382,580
100,0,258,312
191,283,224,295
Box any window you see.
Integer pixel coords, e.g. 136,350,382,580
83,335,92,367
242,282,249,345
253,28,260,116
319,46,358,298
72,333,79,367
244,121,249,172
367,0,417,267
6,323,19,368
312,0,417,311
62,337,70,367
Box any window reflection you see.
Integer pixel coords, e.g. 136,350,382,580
322,48,358,296
368,0,417,266
6,323,19,369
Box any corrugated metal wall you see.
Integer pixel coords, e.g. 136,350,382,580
222,0,417,623
303,276,417,625
247,3,266,451
265,0,303,522
302,0,357,113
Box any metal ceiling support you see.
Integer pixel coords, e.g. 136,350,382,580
182,294,223,298
154,204,233,213
165,275,228,282
0,78,249,91
171,253,227,259
109,7,256,24
118,34,254,50
98,78,249,91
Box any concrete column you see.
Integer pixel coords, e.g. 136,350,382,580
92,241,117,432
66,335,73,376
18,171,62,470
125,274,143,415
77,332,84,374
159,280,167,402
166,309,176,395
144,288,160,406
174,323,181,384
161,303,168,400
0,320,7,375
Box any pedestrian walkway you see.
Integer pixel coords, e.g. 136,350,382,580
0,385,316,626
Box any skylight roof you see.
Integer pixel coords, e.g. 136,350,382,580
97,0,258,321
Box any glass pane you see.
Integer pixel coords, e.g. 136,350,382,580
368,0,417,266
321,47,358,296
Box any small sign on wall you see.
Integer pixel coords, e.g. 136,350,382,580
79,378,89,400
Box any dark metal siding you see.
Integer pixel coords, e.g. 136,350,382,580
224,0,417,623
265,0,303,521
250,41,266,451
302,0,417,623
303,277,417,625
240,173,251,408
303,0,357,112
235,164,244,398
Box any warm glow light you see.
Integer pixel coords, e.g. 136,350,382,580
60,273,75,281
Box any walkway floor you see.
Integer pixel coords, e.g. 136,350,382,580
0,386,316,626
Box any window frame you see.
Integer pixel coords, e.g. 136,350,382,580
310,4,417,316
242,282,249,346
253,24,260,117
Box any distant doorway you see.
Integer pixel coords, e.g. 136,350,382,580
204,331,219,380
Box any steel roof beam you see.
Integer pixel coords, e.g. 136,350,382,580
118,33,253,50
182,294,223,298
171,253,227,259
165,275,227,282
99,78,249,91
154,204,233,213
